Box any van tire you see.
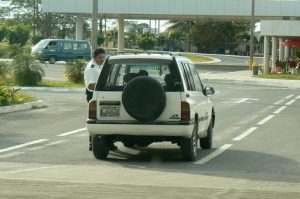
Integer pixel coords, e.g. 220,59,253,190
122,76,166,122
49,56,56,64
92,136,109,160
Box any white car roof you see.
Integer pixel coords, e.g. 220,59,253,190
108,53,193,63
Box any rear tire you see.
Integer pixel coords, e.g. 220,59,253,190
200,119,213,149
49,56,56,64
181,121,198,161
92,136,109,160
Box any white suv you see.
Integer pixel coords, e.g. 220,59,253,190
87,53,215,161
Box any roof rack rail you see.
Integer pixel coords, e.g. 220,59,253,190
112,51,181,56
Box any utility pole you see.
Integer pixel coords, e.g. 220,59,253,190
91,0,98,52
249,0,255,70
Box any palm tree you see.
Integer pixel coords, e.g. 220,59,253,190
165,20,196,52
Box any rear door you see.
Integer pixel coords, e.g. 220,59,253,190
95,58,182,122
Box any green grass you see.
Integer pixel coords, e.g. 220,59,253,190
258,74,300,80
37,81,85,87
13,92,37,105
181,54,213,62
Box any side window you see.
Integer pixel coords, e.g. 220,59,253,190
180,62,195,91
79,43,88,50
73,42,78,50
47,41,57,49
63,42,72,51
189,64,203,92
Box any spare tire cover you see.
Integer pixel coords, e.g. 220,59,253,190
122,76,166,122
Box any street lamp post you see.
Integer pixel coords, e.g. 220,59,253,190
249,0,255,70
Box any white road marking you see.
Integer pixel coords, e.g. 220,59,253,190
0,152,25,158
286,100,296,106
257,115,274,125
274,99,285,105
0,139,48,153
194,144,232,165
222,98,259,104
233,127,257,141
285,94,294,99
8,165,64,174
57,127,87,137
274,106,287,114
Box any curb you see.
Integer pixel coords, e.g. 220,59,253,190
13,86,85,93
0,100,47,114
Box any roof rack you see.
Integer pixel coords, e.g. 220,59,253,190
112,51,181,56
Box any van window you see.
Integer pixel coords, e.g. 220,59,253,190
78,43,88,50
63,42,72,51
48,41,58,49
73,43,78,50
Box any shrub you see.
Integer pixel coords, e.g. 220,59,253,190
12,53,44,86
9,45,31,58
0,86,37,106
0,87,18,106
65,59,86,83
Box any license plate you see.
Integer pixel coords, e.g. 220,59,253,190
100,106,120,117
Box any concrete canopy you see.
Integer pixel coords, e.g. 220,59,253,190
42,0,300,21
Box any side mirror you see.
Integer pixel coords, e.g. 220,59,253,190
204,86,215,96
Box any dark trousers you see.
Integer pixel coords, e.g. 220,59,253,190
86,89,93,150
86,89,93,102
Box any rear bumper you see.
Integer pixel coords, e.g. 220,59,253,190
86,119,194,138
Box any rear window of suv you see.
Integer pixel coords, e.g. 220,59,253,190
97,58,182,91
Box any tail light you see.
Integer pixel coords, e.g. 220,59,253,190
88,100,97,119
181,101,190,121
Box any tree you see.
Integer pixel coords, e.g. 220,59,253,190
11,0,41,36
7,24,30,46
190,21,250,53
9,0,77,40
137,33,157,50
165,20,195,51
125,21,150,49
0,26,7,42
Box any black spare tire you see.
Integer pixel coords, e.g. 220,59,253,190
122,76,166,122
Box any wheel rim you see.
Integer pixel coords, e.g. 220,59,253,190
50,57,55,63
192,122,198,156
192,132,197,156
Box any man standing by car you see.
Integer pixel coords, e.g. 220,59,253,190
84,48,106,102
84,48,117,151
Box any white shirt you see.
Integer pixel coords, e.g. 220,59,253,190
84,59,102,92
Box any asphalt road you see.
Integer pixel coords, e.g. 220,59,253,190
1,84,300,198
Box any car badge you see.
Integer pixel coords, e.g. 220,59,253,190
170,114,180,119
